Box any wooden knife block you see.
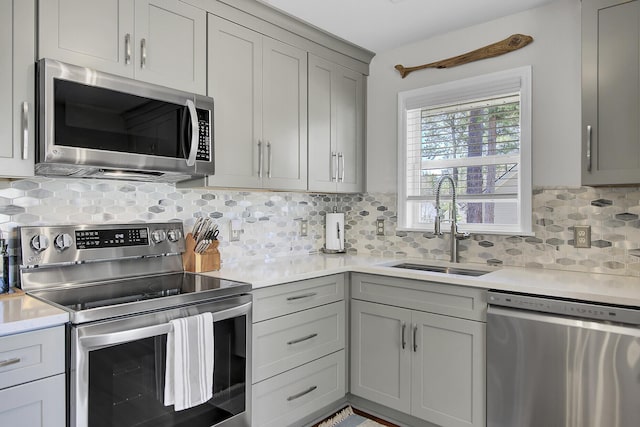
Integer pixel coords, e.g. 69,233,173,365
182,233,221,272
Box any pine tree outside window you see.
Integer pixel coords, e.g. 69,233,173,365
397,67,532,234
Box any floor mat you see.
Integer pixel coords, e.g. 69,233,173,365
315,406,397,427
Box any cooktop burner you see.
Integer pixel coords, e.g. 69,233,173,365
19,223,251,324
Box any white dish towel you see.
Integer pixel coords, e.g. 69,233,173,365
164,312,214,411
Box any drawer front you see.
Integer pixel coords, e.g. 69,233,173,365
0,326,65,390
352,273,487,321
252,350,346,427
253,274,345,322
253,301,345,383
0,373,65,427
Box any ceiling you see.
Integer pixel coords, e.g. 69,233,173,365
258,0,556,53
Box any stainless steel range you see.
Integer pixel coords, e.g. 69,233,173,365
18,222,251,427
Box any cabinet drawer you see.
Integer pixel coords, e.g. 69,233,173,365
253,301,345,383
252,350,346,427
0,326,65,390
0,373,65,427
352,273,487,321
253,274,345,322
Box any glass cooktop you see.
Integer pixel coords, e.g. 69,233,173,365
29,272,251,324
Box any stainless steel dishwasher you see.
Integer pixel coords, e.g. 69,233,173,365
487,291,640,427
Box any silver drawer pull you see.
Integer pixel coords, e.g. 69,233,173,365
413,324,418,352
286,292,317,301
401,322,406,350
286,385,317,401
287,333,318,345
0,357,21,368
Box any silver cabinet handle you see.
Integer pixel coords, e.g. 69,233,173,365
586,125,592,172
412,324,418,352
140,38,147,68
21,101,29,160
185,100,198,167
124,33,131,65
287,333,318,345
338,152,345,182
287,385,317,401
0,357,21,368
257,140,263,178
401,322,406,350
331,152,338,182
286,292,317,301
267,142,272,178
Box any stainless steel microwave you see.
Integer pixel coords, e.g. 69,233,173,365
36,59,214,182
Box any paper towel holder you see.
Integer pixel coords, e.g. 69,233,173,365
323,207,346,254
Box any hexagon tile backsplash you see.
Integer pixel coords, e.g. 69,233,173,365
1,178,639,284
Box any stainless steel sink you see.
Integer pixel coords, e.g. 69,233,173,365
391,263,489,277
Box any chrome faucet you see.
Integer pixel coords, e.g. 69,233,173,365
434,175,470,263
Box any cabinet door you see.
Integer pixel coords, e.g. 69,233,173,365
308,54,365,193
582,0,640,185
335,64,364,193
0,374,65,427
205,15,263,188
0,0,35,178
134,0,206,94
308,54,339,192
411,311,486,427
350,300,411,413
38,0,134,77
262,38,308,191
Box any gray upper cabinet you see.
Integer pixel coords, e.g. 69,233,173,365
39,0,206,94
200,15,307,191
0,0,35,178
308,54,365,193
582,0,640,185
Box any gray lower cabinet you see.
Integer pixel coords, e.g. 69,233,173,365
350,274,486,427
251,274,346,427
582,0,640,185
0,326,66,427
0,0,35,178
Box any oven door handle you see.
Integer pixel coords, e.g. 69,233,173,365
79,302,251,348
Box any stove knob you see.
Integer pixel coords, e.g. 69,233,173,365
30,235,50,252
151,230,167,244
167,229,182,242
54,233,73,251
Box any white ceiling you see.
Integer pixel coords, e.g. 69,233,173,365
258,0,555,53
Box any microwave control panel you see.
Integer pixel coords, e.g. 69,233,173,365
196,109,211,162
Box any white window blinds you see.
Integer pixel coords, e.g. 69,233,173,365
397,67,532,234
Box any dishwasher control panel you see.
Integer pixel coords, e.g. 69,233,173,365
488,291,640,326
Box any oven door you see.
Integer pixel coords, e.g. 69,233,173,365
70,295,251,427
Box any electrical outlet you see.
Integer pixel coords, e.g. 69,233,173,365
376,219,385,236
299,220,308,237
230,219,242,242
573,225,591,248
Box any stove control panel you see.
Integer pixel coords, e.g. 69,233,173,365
19,222,185,267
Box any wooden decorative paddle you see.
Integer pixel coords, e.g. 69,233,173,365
395,34,534,78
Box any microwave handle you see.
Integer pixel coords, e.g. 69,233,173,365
185,100,199,167
79,301,252,349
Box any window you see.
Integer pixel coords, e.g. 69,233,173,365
397,67,532,235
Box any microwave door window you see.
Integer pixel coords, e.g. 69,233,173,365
54,79,184,158
87,316,247,427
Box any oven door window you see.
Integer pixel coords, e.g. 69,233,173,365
87,316,246,427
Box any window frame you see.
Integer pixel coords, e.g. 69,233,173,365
397,66,533,235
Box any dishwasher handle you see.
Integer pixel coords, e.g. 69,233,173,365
488,305,640,337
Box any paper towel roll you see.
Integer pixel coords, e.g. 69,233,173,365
325,213,345,252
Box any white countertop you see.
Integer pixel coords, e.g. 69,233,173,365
202,254,640,307
0,292,69,337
